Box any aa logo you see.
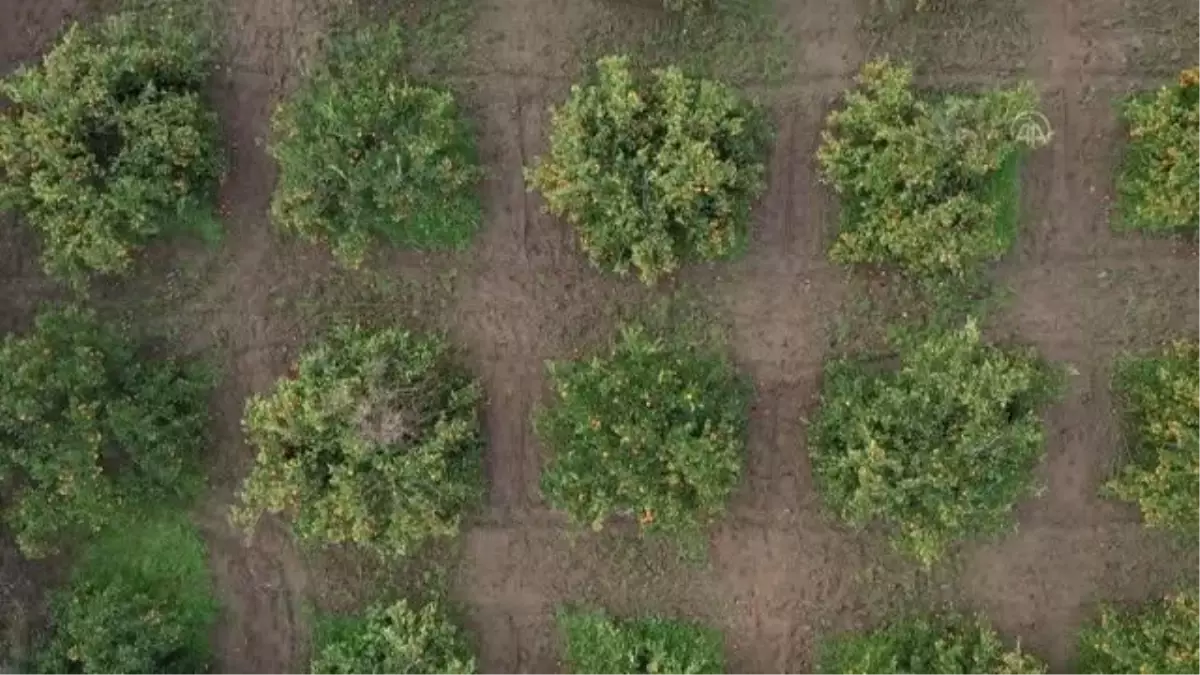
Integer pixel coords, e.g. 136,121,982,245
1010,110,1053,146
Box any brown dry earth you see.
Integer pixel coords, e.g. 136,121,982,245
1,0,1198,672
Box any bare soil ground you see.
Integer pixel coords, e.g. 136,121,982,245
1,0,1197,672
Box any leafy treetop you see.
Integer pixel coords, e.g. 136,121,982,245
818,59,1049,276
0,8,221,280
0,307,210,558
809,320,1058,564
1115,67,1200,232
536,325,748,537
1105,341,1199,533
527,55,768,284
311,599,476,674
1078,592,1199,674
269,23,481,267
234,325,482,557
35,514,218,674
818,613,1046,674
559,608,725,674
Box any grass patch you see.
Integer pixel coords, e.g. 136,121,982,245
34,513,217,674
582,0,789,85
986,152,1023,254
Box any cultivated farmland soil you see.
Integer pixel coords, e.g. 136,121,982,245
1,0,1197,672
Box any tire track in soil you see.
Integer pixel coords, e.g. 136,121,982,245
975,1,1197,671
449,64,671,669
197,0,340,670
450,79,598,671
706,6,867,670
973,0,1107,667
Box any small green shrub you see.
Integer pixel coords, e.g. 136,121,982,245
0,9,220,280
234,325,482,557
559,609,724,674
818,614,1045,674
818,59,1049,276
311,599,475,674
1116,68,1200,232
536,325,748,536
809,320,1057,564
35,514,218,674
1078,592,1199,674
0,307,210,558
527,56,768,285
270,24,481,268
1105,341,1199,532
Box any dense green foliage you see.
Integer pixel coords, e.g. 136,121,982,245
817,59,1049,276
1105,342,1199,532
0,9,220,280
527,56,768,284
1115,68,1200,232
818,614,1045,674
0,307,210,558
662,0,710,14
1078,592,1199,674
809,321,1057,564
311,599,475,674
35,515,218,674
559,609,724,674
234,325,482,557
536,325,748,536
270,24,481,267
